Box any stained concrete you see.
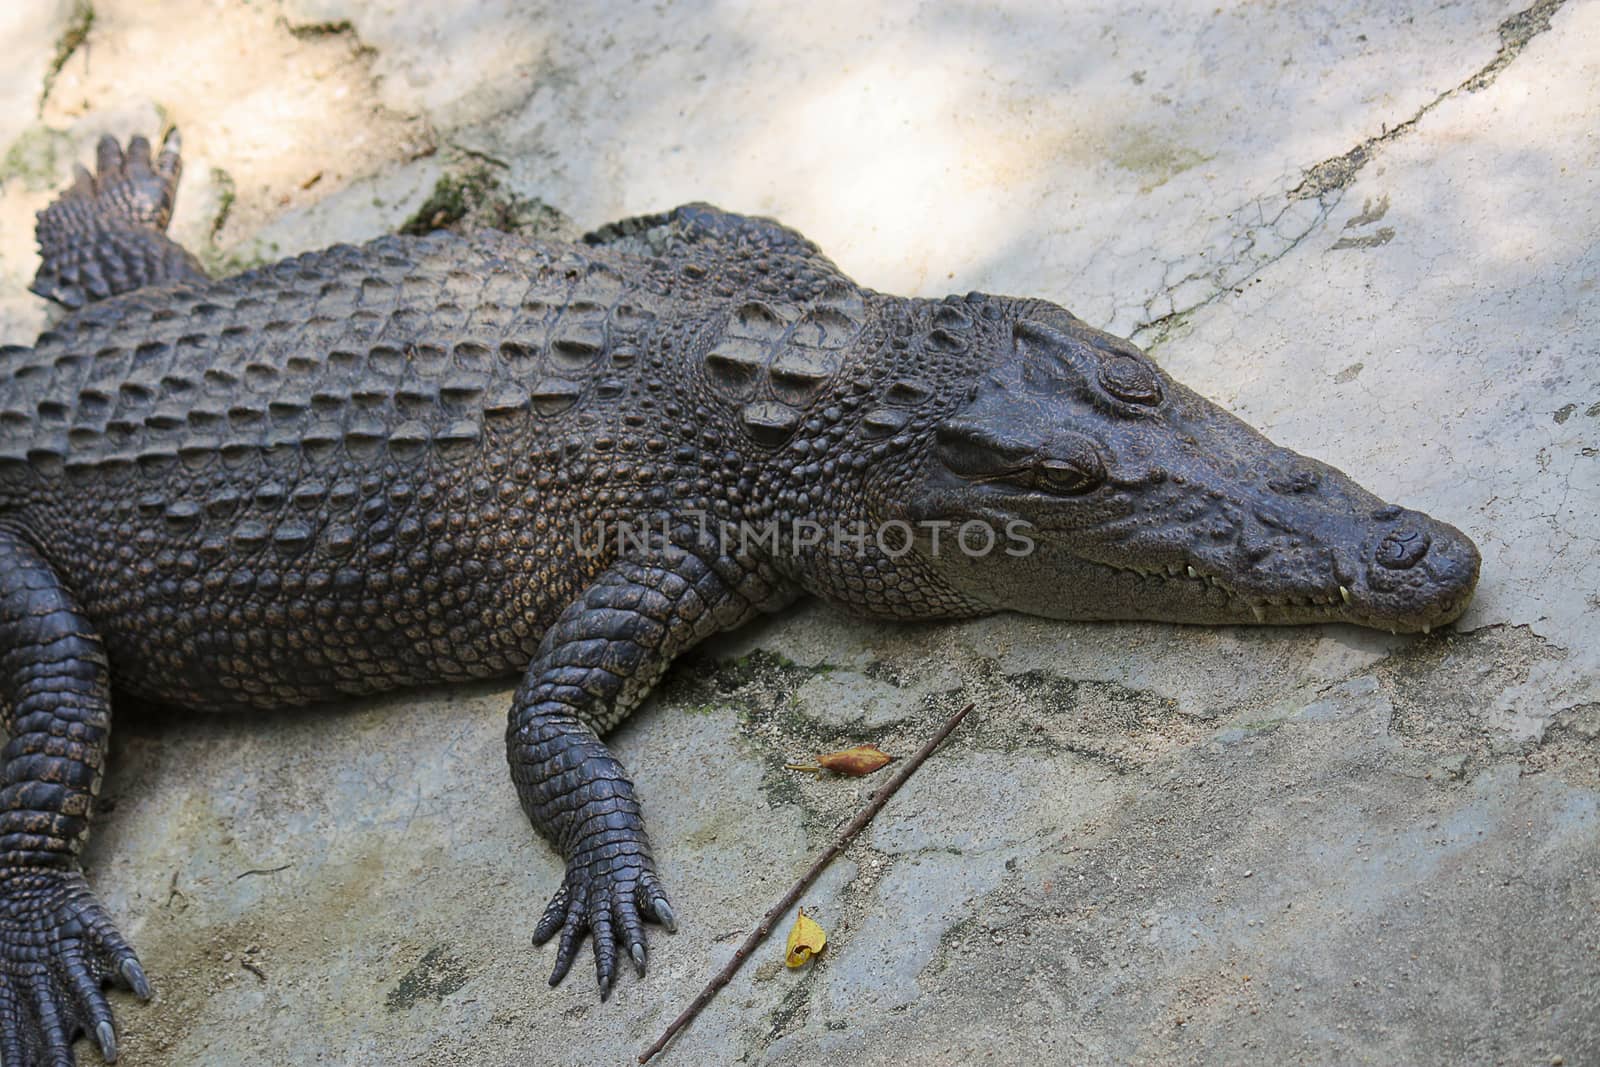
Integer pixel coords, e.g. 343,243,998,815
0,1,1596,1064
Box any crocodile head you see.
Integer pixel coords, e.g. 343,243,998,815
901,300,1480,633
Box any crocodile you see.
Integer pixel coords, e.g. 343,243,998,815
0,132,1479,1064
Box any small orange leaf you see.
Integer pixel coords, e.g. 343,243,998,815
815,744,895,776
785,907,827,968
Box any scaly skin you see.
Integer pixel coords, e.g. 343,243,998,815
0,133,1478,1063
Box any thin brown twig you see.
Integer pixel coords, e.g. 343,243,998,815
638,700,977,1064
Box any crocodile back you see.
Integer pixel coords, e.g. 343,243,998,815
0,232,669,489
0,228,895,708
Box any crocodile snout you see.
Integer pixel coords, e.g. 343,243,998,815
1375,527,1430,570
1357,508,1480,629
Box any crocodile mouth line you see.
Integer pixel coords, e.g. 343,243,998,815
1086,559,1451,634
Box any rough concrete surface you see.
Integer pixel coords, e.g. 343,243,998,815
1,1,1596,1064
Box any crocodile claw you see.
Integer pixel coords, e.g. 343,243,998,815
91,130,184,233
532,855,674,998
95,1019,118,1062
0,867,147,1066
117,958,150,1001
643,894,672,933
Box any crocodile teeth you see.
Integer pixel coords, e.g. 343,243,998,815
1339,585,1352,605
1250,603,1266,622
1187,566,1200,579
1422,624,1431,634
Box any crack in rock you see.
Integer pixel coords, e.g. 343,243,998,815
1292,0,1566,200
1132,0,1568,344
1130,182,1335,344
37,0,95,117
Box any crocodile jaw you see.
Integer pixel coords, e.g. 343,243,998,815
891,300,1481,634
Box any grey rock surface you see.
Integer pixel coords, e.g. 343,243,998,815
1,1,1595,1064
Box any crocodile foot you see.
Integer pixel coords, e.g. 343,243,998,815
0,868,149,1066
533,850,675,999
30,130,190,309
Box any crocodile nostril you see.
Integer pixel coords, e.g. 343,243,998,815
1375,528,1431,570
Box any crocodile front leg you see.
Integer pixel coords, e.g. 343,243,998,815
0,527,147,1066
507,540,793,996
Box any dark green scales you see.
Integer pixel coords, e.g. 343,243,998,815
0,133,1479,1064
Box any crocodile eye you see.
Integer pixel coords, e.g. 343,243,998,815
1099,354,1162,405
1016,432,1106,495
1032,458,1103,494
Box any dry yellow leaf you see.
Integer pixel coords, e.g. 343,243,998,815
817,744,894,775
784,907,827,968
785,743,896,777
